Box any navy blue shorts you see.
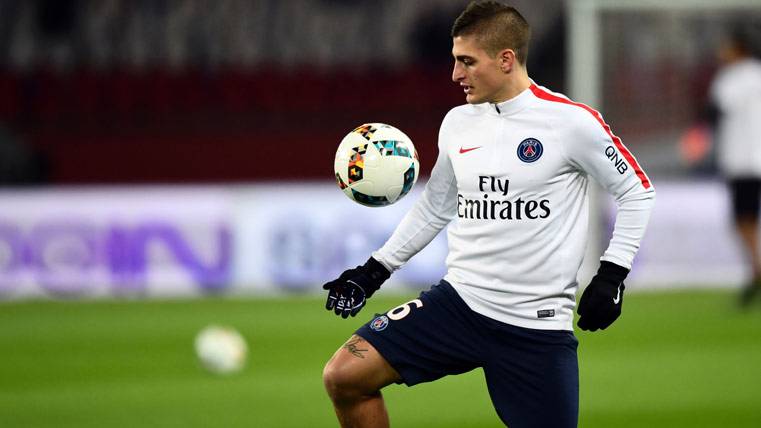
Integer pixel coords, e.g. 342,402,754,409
729,178,761,220
356,280,579,428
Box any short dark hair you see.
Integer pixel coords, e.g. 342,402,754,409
728,23,755,56
451,1,531,64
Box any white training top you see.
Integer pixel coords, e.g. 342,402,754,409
710,57,761,178
373,83,655,331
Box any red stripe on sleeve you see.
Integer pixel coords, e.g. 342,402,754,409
529,84,652,189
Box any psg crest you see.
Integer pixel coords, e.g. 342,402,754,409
517,138,543,163
370,315,389,332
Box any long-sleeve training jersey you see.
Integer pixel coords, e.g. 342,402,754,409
373,82,655,331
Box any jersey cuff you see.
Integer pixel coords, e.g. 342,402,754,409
600,255,632,271
371,251,397,273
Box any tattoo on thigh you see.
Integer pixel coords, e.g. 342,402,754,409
343,336,368,359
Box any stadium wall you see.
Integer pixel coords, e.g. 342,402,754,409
0,180,746,300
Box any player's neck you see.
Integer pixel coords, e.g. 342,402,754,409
493,72,532,104
727,54,750,65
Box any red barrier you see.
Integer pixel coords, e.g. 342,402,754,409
11,67,459,183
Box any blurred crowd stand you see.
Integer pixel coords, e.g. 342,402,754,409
0,0,563,183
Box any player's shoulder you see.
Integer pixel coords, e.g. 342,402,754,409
530,84,593,116
529,83,604,132
739,58,761,83
439,103,483,133
443,103,483,121
733,57,761,74
715,58,761,88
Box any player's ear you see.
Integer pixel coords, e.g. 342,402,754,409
499,49,515,74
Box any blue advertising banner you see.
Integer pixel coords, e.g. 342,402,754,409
0,179,745,300
0,187,235,298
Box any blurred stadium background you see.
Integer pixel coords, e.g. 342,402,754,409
1,0,760,427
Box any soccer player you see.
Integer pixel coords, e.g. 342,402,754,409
322,2,655,427
708,25,761,306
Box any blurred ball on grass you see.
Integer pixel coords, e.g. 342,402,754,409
194,325,248,375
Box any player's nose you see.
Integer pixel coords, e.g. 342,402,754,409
452,61,464,82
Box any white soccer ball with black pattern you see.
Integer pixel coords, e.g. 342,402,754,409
334,123,419,207
194,325,248,375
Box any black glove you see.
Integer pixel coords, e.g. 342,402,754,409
577,261,629,331
323,257,390,319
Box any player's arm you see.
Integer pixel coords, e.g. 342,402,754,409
371,126,458,271
563,110,656,331
323,117,458,318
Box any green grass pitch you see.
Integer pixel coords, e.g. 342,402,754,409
1,290,760,427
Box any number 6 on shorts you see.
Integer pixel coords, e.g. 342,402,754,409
387,299,423,321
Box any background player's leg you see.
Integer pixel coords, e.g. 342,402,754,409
323,334,401,428
736,216,761,304
730,179,761,306
736,216,761,278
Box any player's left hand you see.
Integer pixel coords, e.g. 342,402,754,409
323,257,390,319
577,261,629,331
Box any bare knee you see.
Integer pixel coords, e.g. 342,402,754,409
322,360,349,402
323,354,371,404
322,335,399,404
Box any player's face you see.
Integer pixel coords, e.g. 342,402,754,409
451,35,508,104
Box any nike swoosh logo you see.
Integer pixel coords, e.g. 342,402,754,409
459,146,482,154
613,284,622,304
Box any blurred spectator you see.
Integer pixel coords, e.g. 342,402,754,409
0,0,566,184
708,23,761,306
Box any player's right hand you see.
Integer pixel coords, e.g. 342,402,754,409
323,257,390,318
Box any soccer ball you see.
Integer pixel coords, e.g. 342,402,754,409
194,325,248,374
334,123,419,207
